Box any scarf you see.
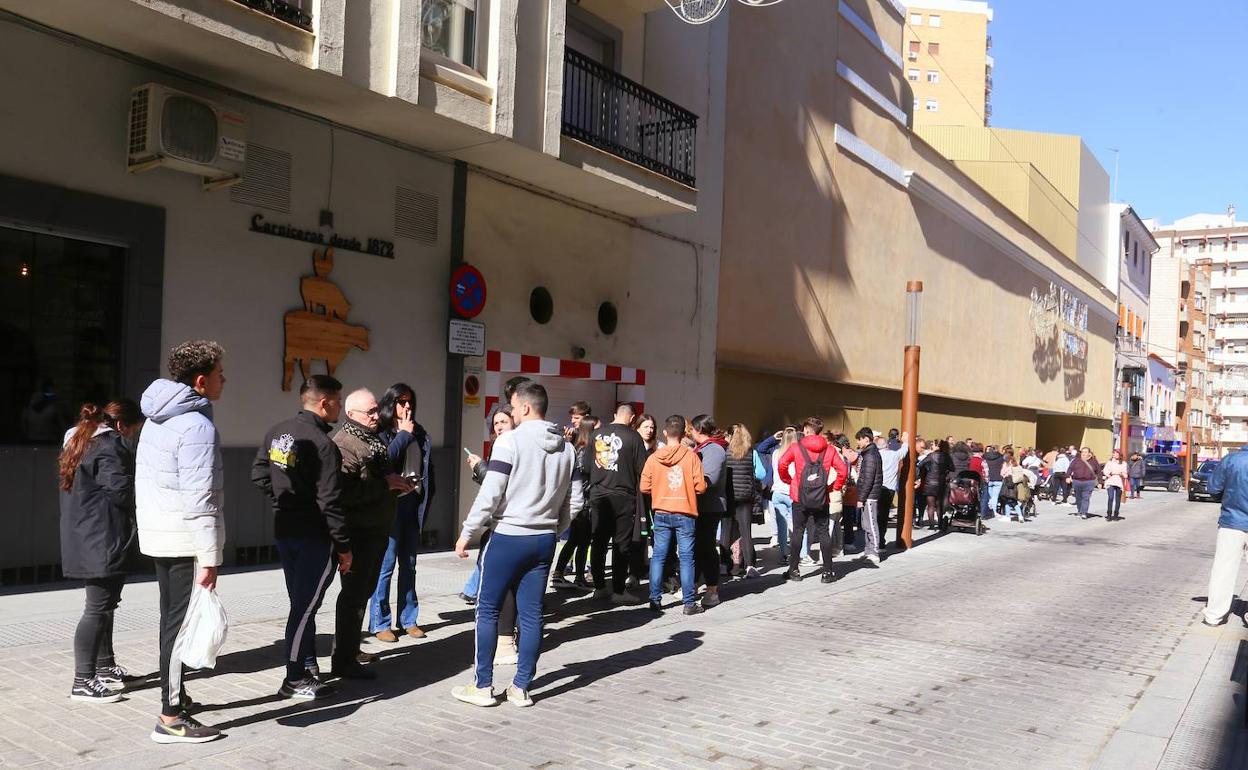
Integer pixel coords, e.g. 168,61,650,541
342,419,388,463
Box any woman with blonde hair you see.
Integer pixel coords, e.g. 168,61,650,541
769,427,800,561
724,424,760,578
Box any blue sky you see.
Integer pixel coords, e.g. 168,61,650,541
988,0,1244,225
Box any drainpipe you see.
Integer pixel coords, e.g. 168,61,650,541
440,160,468,547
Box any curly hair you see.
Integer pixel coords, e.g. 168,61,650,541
167,340,224,386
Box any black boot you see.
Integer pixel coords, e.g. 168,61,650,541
786,569,802,582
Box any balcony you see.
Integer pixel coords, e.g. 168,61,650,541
1214,299,1248,316
561,47,697,188
229,0,312,31
1217,325,1248,340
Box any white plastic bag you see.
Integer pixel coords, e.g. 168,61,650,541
173,586,229,670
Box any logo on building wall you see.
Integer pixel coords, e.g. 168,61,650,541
282,248,371,390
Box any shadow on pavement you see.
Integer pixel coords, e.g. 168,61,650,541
529,630,704,701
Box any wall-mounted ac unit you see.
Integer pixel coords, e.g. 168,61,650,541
127,83,247,190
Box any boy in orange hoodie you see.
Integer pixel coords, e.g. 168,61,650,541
640,415,707,615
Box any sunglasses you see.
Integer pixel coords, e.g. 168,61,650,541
352,407,380,416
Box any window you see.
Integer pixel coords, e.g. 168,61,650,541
0,226,126,444
422,0,477,68
910,13,923,25
925,99,939,112
928,42,940,55
930,14,942,27
913,98,920,110
927,71,939,83
1133,243,1138,266
907,68,920,81
908,40,920,60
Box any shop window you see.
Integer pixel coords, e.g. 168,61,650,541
0,227,125,444
530,286,554,324
422,0,477,68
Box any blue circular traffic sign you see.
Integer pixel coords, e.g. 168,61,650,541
450,264,487,319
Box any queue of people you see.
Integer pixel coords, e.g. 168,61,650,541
53,338,1155,741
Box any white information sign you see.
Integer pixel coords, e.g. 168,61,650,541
448,318,485,357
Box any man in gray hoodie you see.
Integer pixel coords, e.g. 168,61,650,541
452,381,583,708
135,340,227,744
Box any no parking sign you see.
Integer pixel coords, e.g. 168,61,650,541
450,264,487,319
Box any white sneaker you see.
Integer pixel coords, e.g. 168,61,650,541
506,685,534,708
452,684,498,707
799,557,817,567
866,554,881,565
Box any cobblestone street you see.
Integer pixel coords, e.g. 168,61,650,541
1,492,1243,769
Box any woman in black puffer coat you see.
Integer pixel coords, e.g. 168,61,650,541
59,399,143,702
919,440,952,529
725,424,760,578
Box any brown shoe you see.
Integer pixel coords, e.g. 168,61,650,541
374,629,398,643
405,626,426,639
356,651,379,664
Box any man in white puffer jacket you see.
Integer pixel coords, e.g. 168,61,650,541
135,340,227,745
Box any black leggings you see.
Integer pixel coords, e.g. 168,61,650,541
721,502,756,571
695,512,721,588
555,512,591,577
73,575,125,678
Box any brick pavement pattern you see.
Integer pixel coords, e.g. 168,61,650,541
0,493,1224,769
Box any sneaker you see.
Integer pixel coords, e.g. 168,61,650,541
94,664,134,690
451,684,497,707
506,685,534,708
591,588,612,600
625,575,640,590
821,571,836,584
459,592,478,605
612,591,642,605
493,650,519,666
375,629,399,643
70,676,123,703
745,567,761,579
648,599,662,613
786,569,803,582
799,557,817,567
150,712,222,744
1202,616,1227,627
682,603,705,616
278,676,336,700
701,592,721,609
329,660,376,680
865,554,881,567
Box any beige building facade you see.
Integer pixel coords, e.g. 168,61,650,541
715,0,1114,455
903,0,993,127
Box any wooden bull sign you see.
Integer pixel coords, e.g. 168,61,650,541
282,248,371,390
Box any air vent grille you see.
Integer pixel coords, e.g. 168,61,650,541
128,88,149,155
230,143,291,213
394,186,438,244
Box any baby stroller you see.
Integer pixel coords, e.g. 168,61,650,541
943,470,985,536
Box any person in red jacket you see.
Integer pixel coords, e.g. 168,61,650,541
777,416,849,584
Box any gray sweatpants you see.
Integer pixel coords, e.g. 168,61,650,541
861,499,881,558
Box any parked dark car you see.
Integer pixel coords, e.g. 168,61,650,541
1189,460,1222,502
1139,453,1184,493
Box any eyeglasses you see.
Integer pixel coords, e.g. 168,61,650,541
351,407,380,416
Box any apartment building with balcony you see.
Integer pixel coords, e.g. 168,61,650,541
1151,211,1248,455
1112,204,1157,453
714,0,1115,455
902,0,993,127
0,0,724,574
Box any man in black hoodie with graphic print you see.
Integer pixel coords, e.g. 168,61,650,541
586,403,648,603
252,375,351,701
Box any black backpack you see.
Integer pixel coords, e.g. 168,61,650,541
796,444,830,510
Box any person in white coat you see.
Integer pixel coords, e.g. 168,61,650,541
135,341,227,744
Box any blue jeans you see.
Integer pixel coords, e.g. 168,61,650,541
370,511,421,632
771,492,793,558
276,536,336,682
650,512,696,606
474,532,555,691
987,481,1003,517
1073,479,1096,516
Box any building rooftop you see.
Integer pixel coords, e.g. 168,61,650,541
1154,211,1242,232
902,0,994,20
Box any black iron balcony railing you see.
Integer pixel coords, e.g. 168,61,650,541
229,0,313,32
561,47,698,187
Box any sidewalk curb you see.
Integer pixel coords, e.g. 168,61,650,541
1092,575,1248,770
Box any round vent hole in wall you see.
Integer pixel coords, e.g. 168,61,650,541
530,287,553,324
598,302,618,335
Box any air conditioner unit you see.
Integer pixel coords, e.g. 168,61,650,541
127,83,246,190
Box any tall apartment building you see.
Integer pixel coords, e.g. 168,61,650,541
1152,212,1248,455
1112,204,1157,453
1150,217,1220,459
903,0,993,127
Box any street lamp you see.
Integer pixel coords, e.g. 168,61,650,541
901,281,923,549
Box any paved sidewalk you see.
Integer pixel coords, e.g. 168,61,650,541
0,491,1239,769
